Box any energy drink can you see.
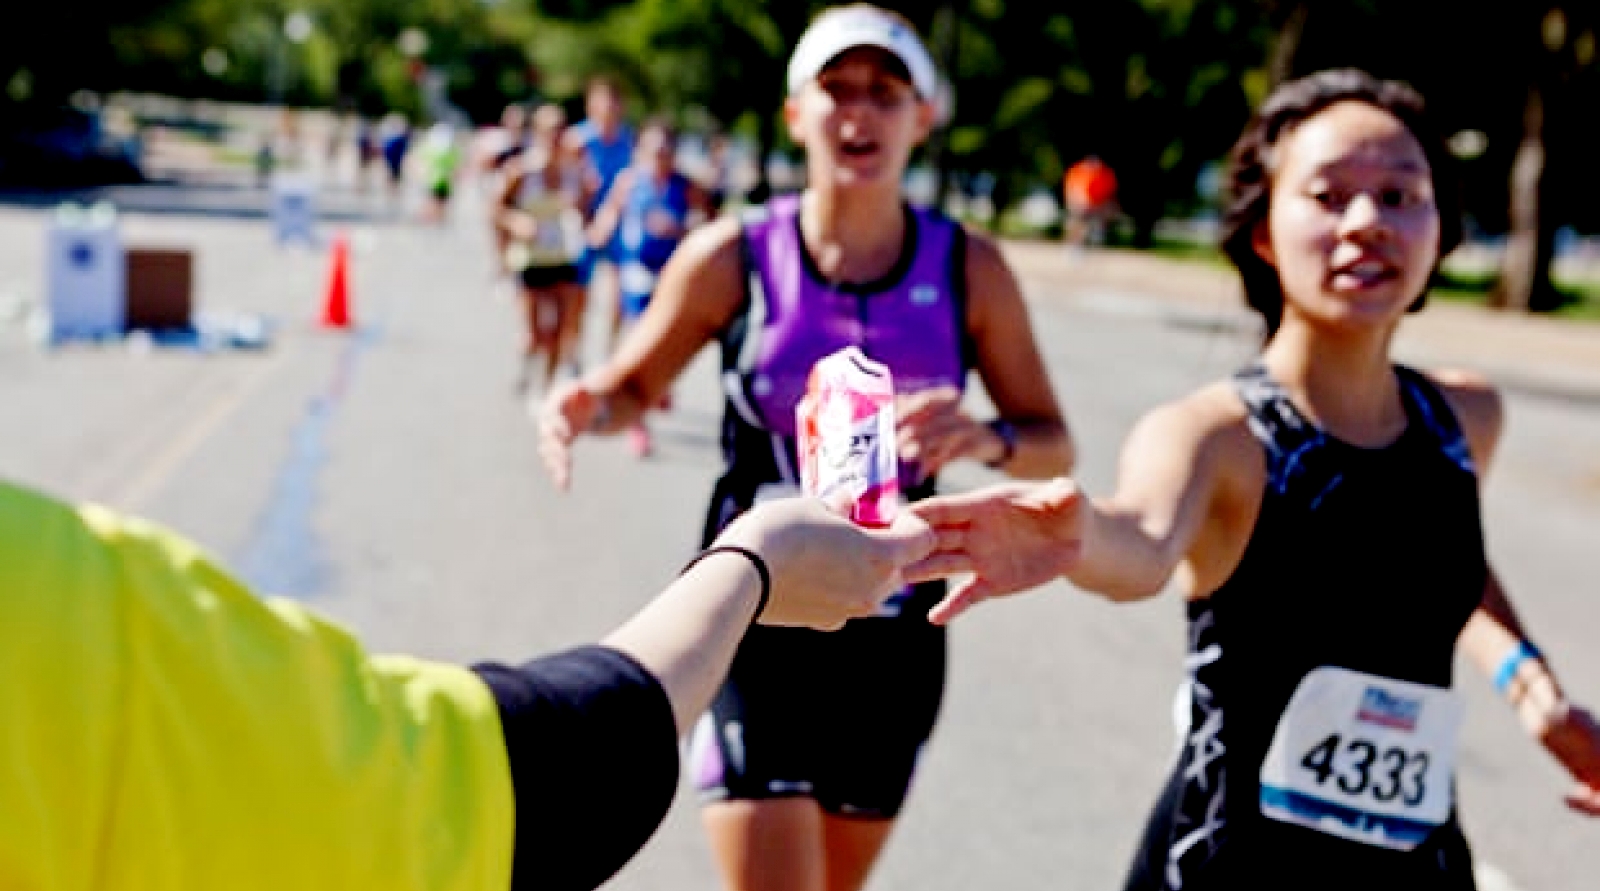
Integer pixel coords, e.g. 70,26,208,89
797,346,899,526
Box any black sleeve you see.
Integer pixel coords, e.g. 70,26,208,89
473,645,679,891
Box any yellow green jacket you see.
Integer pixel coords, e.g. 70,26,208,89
0,480,514,890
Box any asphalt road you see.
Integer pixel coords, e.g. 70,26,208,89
0,181,1595,890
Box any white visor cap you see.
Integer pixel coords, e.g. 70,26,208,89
786,7,938,100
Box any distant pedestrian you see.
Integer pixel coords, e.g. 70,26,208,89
354,117,378,193
485,102,533,175
587,118,709,355
495,104,588,394
487,103,546,279
419,123,462,225
254,135,274,189
1063,155,1118,248
379,113,413,210
566,75,635,354
582,117,710,456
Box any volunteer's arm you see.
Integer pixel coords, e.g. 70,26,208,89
1434,371,1600,817
537,219,746,490
906,385,1260,622
472,498,934,891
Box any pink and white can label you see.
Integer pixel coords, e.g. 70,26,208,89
797,346,899,527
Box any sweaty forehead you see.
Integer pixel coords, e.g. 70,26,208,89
818,46,913,86
1277,101,1430,178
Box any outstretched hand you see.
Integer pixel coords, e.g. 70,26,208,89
537,379,602,491
904,477,1085,625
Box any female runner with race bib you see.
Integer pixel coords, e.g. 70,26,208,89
906,69,1600,890
537,6,1073,890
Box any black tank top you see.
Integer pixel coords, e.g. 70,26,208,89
1148,363,1486,890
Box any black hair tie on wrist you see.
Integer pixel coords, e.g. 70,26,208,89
681,546,771,623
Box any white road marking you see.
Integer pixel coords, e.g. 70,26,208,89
1476,862,1526,891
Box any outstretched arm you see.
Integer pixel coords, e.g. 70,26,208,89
909,385,1260,622
480,496,935,891
537,219,745,490
603,496,935,730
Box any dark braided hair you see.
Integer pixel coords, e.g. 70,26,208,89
1220,68,1463,337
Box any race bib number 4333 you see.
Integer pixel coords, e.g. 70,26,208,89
1259,666,1463,851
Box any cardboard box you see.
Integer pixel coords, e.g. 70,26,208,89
124,248,192,330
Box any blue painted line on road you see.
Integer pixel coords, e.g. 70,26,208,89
235,322,385,598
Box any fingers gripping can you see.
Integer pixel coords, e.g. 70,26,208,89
797,346,899,526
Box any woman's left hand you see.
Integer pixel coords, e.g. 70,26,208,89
1525,698,1600,816
896,386,1004,478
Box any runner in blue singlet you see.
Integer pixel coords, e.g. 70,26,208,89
567,74,636,354
587,119,709,348
584,118,710,456
537,7,1076,890
907,69,1600,891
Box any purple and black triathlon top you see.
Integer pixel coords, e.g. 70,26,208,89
700,194,973,553
687,194,969,819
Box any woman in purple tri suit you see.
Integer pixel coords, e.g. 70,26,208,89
536,6,1074,890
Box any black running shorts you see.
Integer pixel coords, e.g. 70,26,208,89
519,263,581,290
687,583,947,820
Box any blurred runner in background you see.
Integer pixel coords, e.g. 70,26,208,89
420,123,462,225
567,76,636,361
379,113,413,213
496,104,589,395
583,117,710,455
1063,154,1118,248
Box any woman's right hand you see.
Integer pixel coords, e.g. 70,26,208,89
1519,689,1600,817
904,478,1086,625
537,379,603,491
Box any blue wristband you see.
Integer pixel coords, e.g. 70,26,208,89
1493,640,1543,696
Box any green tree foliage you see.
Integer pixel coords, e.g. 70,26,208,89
936,0,1272,241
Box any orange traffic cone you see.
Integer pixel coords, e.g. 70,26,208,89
320,233,352,329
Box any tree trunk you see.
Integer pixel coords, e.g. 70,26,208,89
747,104,778,206
924,1,958,210
1269,3,1310,87
1492,86,1558,311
